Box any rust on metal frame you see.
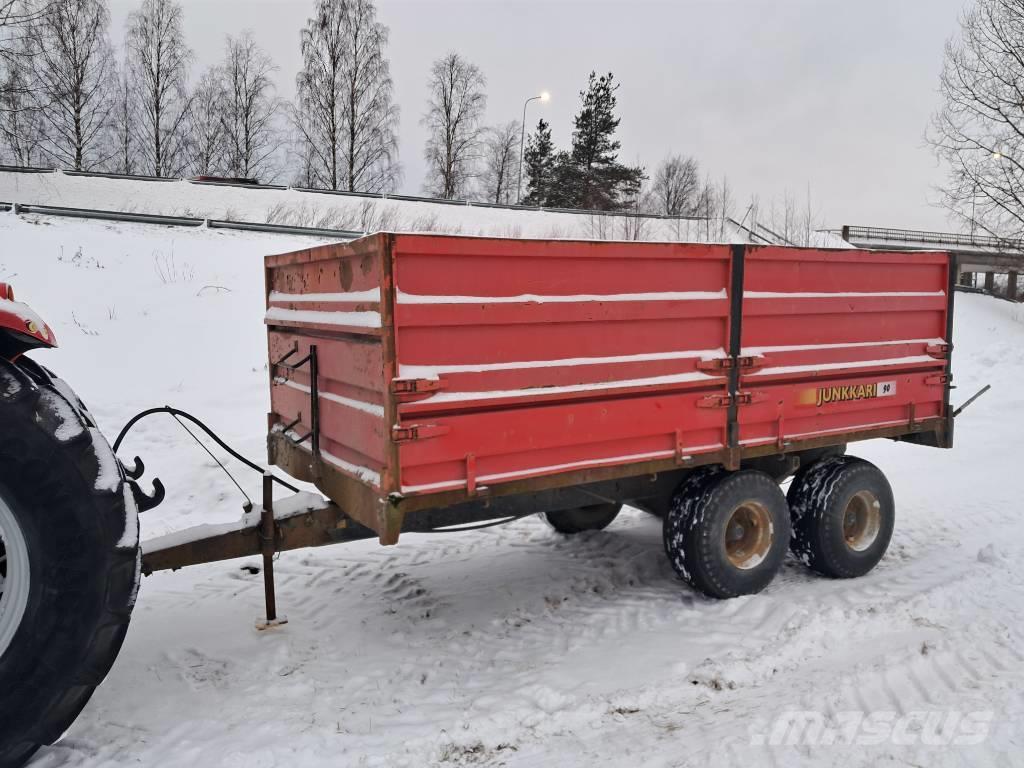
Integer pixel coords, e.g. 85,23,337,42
140,501,374,575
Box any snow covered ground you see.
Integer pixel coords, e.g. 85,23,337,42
4,210,1023,767
0,169,852,249
0,169,729,243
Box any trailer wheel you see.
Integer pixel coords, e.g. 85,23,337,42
664,470,790,599
788,456,894,578
545,502,622,534
0,358,139,768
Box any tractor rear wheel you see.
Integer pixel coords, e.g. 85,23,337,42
0,359,139,768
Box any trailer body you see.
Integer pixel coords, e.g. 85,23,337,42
265,234,953,544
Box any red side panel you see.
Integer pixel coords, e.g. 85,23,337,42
265,238,393,492
389,236,732,495
737,247,951,450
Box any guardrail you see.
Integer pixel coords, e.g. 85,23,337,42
3,202,362,240
0,163,709,223
842,224,1024,253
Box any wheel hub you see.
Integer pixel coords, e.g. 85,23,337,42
843,490,881,552
724,501,773,570
0,489,30,657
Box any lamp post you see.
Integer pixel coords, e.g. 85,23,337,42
517,91,550,204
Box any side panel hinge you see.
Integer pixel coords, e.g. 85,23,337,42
926,343,952,359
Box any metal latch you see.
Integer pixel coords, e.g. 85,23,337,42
697,391,765,408
697,393,732,408
925,373,950,386
392,423,451,443
926,343,951,359
696,356,763,373
391,378,447,401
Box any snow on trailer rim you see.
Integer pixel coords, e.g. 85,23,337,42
413,371,718,406
395,288,728,304
398,347,728,379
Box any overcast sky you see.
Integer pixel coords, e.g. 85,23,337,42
108,0,969,231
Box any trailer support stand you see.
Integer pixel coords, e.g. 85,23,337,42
256,472,287,630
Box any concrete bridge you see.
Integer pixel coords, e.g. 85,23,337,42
841,225,1024,300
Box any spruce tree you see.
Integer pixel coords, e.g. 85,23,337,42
522,118,555,205
567,71,644,210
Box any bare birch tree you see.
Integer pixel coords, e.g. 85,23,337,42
294,0,400,192
186,66,226,176
422,52,486,199
125,0,192,177
220,31,279,180
0,51,43,165
1,1,45,165
746,186,824,246
650,154,701,216
478,120,519,204
286,111,317,188
1,0,44,72
930,0,1024,237
105,62,136,173
27,0,115,170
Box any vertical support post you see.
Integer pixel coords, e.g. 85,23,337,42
985,271,995,294
959,270,972,287
1009,271,1019,301
725,244,746,470
309,344,320,464
256,472,286,629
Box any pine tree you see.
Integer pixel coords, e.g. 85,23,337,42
522,118,555,205
565,71,644,210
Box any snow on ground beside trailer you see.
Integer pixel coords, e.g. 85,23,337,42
0,169,853,248
4,213,1023,767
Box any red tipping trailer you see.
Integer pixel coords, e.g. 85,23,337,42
264,233,953,581
0,233,962,768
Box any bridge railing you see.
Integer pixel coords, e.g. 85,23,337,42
842,225,1024,253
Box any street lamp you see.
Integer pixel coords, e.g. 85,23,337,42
517,91,551,204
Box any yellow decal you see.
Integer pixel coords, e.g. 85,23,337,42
799,380,897,407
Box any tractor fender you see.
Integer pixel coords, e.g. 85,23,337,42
0,283,57,359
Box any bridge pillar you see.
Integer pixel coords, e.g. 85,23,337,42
959,271,973,287
1009,271,1019,301
985,272,995,293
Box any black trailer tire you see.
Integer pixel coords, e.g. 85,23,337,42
664,470,790,599
545,503,622,534
0,359,139,768
788,456,894,579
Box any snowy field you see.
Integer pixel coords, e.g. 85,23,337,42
0,169,730,243
3,210,1022,767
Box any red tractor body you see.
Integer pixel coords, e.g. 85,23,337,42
0,283,57,358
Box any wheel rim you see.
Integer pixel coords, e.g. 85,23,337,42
843,490,881,552
724,501,773,570
0,489,30,657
